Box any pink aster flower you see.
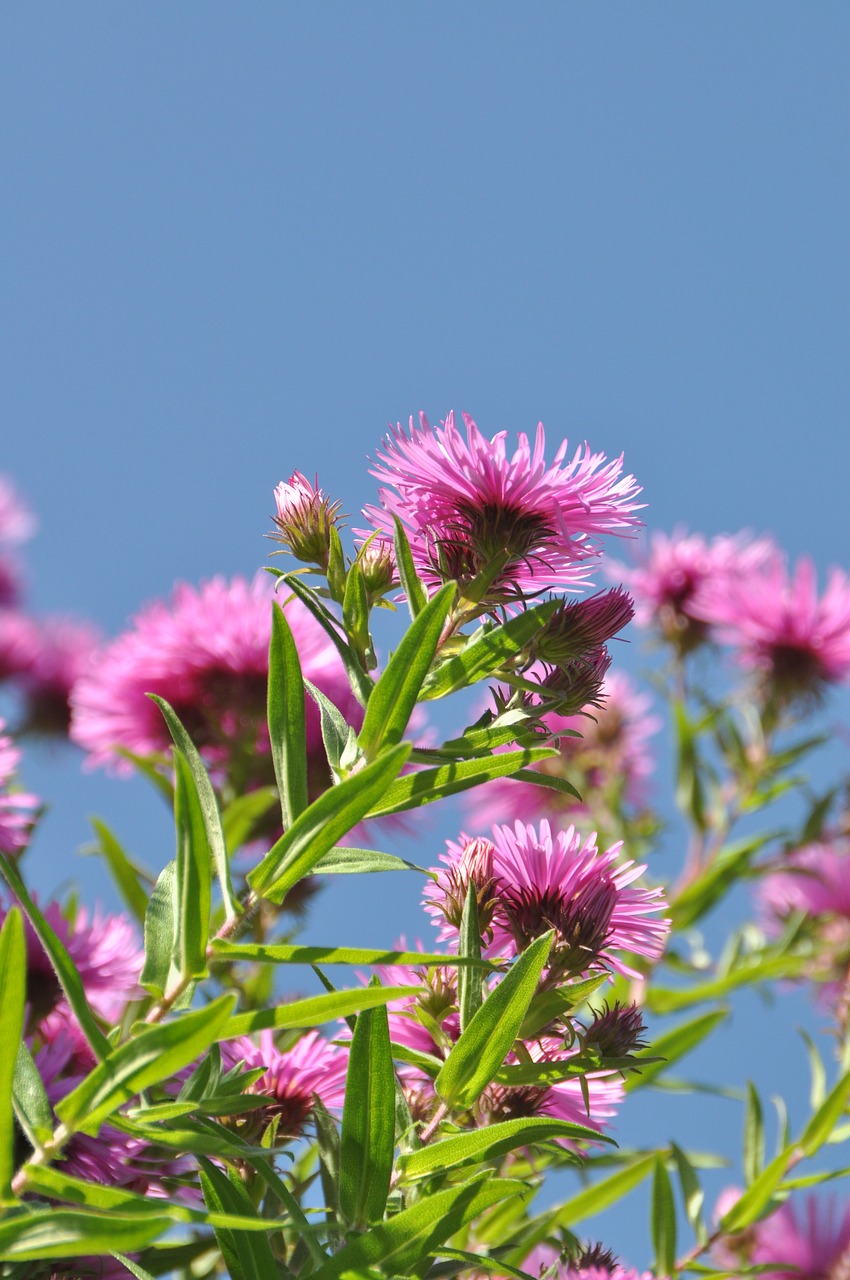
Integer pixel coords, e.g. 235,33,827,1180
0,609,40,683
425,820,669,979
363,411,642,607
221,1029,348,1131
3,899,144,1025
512,1243,653,1280
19,615,101,735
465,670,660,830
691,553,850,701
0,718,39,856
609,528,775,653
70,574,361,788
0,475,36,546
715,1191,850,1280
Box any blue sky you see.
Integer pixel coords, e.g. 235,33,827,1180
2,4,849,1266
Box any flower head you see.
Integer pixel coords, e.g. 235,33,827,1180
221,1029,348,1132
425,819,669,979
609,529,775,654
70,574,361,788
714,1192,850,1280
271,472,343,569
691,554,850,702
0,719,39,856
363,412,642,607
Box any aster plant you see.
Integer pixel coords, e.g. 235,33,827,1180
0,418,849,1280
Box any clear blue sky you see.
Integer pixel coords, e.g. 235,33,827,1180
2,4,849,1266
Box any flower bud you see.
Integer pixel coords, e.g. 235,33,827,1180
271,472,343,570
583,1000,648,1058
533,589,635,666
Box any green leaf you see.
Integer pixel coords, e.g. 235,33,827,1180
358,583,455,760
305,678,351,772
198,1158,280,1280
277,572,374,705
173,751,212,981
645,954,810,1013
311,846,428,875
307,1173,526,1280
247,743,411,902
744,1082,765,1185
267,603,309,828
0,851,109,1060
220,787,279,852
798,1065,850,1155
393,516,428,618
56,996,234,1135
112,1254,158,1280
673,699,707,832
652,1155,678,1276
524,1153,656,1244
140,861,179,999
518,974,609,1041
625,1009,729,1092
458,884,484,1032
12,1042,52,1151
342,561,372,662
0,908,25,1201
365,747,559,818
436,932,553,1111
670,1142,705,1239
0,1208,170,1260
671,837,771,929
147,694,237,920
719,1148,794,1232
314,1095,341,1221
508,769,582,800
211,940,492,969
221,985,420,1039
339,998,396,1227
88,819,149,925
398,1117,606,1181
421,600,558,699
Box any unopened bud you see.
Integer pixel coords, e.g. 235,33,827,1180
356,537,398,603
583,1000,648,1058
271,473,343,570
533,589,634,666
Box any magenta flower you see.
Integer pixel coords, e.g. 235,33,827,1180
221,1029,348,1130
19,615,101,735
363,412,642,606
609,528,775,653
509,1246,652,1280
691,553,850,700
715,1191,850,1280
425,820,668,979
465,670,660,830
0,609,39,683
70,574,361,786
0,719,39,857
0,475,36,546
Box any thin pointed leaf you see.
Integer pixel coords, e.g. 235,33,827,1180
140,861,179,998
625,1009,729,1092
458,884,483,1032
268,603,308,828
421,600,558,699
305,678,350,771
365,747,559,818
436,932,553,1111
0,908,25,1201
281,574,373,706
198,1158,279,1280
12,1042,52,1150
339,999,395,1227
314,1096,341,1221
358,583,455,759
88,819,149,925
397,1117,607,1181
0,1209,170,1260
56,996,234,1134
311,846,428,875
148,695,237,920
670,1142,705,1239
247,743,411,902
393,516,428,618
652,1155,677,1276
221,985,420,1039
173,751,211,981
211,940,492,969
744,1082,765,1185
0,851,108,1060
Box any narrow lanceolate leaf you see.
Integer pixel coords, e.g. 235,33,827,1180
393,516,428,619
520,1154,656,1248
670,1142,706,1239
625,1008,729,1092
421,599,558,699
281,573,374,707
56,996,234,1135
652,1155,677,1276
799,1065,850,1155
365,747,559,818
0,908,25,1201
458,884,484,1032
247,743,411,903
88,819,149,925
719,1147,795,1233
744,1081,765,1185
173,751,211,981
12,1043,52,1150
211,940,493,969
307,1174,527,1280
304,679,350,772
311,847,427,875
221,985,420,1039
0,1208,170,1260
148,694,237,920
436,932,553,1111
397,1117,605,1182
198,1158,280,1280
358,582,455,760
267,603,309,828
0,851,108,1060
339,999,396,1227
140,861,179,998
